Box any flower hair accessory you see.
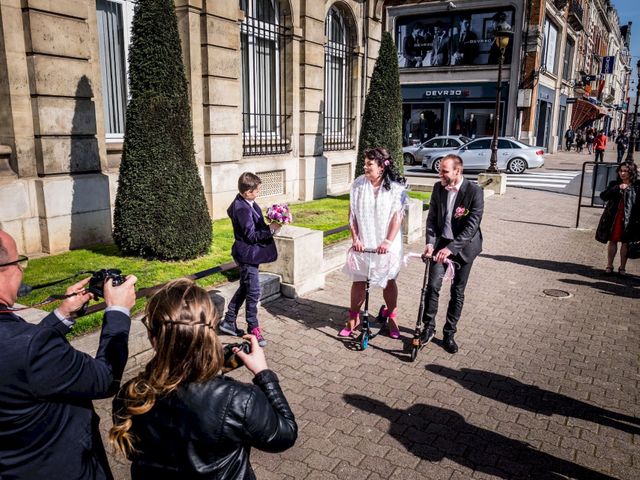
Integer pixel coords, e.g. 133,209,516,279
383,159,390,167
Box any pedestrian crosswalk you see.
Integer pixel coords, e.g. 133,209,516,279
506,171,581,190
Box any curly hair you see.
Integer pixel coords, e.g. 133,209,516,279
363,147,406,191
618,161,638,183
109,279,224,456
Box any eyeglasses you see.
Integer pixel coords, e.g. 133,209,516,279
0,255,29,270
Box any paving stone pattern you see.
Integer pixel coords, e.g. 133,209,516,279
97,172,639,479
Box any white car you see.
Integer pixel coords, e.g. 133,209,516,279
402,136,471,166
424,137,545,173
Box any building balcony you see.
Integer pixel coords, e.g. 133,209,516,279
568,0,584,32
554,0,569,10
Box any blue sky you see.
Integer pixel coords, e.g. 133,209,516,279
612,0,640,97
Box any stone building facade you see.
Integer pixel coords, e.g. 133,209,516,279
0,0,385,255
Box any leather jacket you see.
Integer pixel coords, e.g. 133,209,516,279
113,369,297,479
596,180,640,243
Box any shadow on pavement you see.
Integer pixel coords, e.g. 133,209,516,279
500,218,571,229
480,254,638,296
263,297,411,357
426,365,640,436
344,393,616,479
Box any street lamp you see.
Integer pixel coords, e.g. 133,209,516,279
487,20,513,173
626,59,640,162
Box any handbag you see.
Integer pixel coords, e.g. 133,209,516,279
627,241,640,260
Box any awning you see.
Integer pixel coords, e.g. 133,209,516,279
570,98,606,128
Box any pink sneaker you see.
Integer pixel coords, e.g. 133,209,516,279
250,327,267,347
338,326,353,337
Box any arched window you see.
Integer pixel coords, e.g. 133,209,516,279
324,6,355,150
240,0,290,155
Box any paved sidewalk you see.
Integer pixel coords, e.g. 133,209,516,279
98,178,639,479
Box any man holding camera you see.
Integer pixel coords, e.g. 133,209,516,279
0,230,137,479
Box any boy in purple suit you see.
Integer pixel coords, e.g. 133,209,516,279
218,172,281,346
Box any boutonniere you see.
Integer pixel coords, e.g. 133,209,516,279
454,206,470,219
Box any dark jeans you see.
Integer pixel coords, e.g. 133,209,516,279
225,263,260,330
617,149,626,163
422,253,475,336
594,149,605,162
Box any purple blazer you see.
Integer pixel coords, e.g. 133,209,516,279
228,194,278,265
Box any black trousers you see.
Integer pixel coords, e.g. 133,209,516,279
594,149,605,162
225,263,261,330
422,244,475,336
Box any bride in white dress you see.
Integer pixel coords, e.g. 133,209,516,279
340,147,407,339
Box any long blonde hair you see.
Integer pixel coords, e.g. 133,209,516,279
109,279,224,455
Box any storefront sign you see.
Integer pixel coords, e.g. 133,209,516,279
423,89,467,97
402,83,507,101
566,98,577,104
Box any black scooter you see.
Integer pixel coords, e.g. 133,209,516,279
354,249,388,351
410,254,431,362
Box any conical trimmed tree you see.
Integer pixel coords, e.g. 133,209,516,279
113,0,211,260
355,32,403,177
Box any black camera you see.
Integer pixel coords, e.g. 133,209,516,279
87,269,126,299
222,342,251,373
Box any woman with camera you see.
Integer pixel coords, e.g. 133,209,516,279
110,279,297,479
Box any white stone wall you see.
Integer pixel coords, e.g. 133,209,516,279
0,0,382,254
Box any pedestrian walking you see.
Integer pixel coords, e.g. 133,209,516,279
564,127,575,152
615,132,629,163
110,279,297,480
586,128,595,154
596,162,640,276
421,154,484,354
340,147,407,339
593,130,607,162
575,131,585,153
218,172,281,347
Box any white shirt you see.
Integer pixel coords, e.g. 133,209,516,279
442,176,464,240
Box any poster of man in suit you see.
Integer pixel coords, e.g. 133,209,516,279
396,8,514,68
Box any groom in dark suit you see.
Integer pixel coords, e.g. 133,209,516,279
422,154,484,353
0,230,137,479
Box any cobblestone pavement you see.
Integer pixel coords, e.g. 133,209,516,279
97,169,639,479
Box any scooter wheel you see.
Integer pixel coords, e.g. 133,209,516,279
410,346,418,362
360,332,369,350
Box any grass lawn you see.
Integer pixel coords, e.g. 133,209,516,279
20,190,429,337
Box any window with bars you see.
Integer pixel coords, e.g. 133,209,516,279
96,0,135,140
240,0,290,156
323,7,355,151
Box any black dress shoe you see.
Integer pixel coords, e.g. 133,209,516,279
443,335,458,354
421,326,435,344
218,321,245,337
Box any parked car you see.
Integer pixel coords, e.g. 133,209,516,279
403,136,471,166
423,137,545,173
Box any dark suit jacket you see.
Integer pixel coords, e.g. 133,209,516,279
228,194,278,265
426,178,484,263
0,309,130,479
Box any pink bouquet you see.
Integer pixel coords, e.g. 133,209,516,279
266,203,293,225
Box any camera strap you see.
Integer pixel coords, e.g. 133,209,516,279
0,292,82,314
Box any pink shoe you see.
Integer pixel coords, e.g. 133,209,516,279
338,326,353,337
338,309,360,337
387,310,400,339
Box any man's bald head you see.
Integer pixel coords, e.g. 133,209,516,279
0,230,22,306
0,230,16,265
